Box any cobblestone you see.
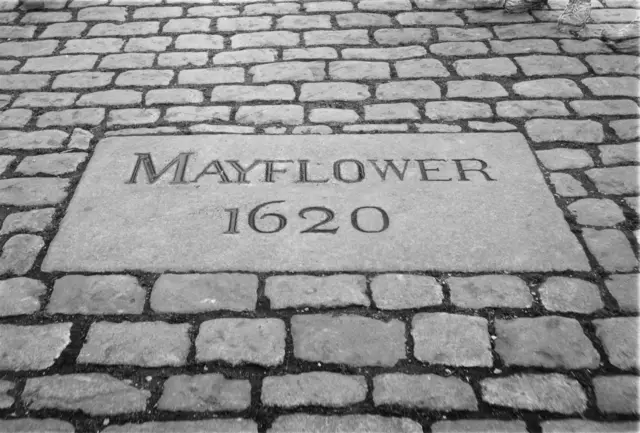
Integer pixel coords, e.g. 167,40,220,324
373,373,477,410
371,274,442,309
0,278,46,316
232,30,299,48
16,153,86,175
447,80,506,98
438,27,492,41
13,92,77,107
593,375,639,414
236,105,303,125
448,275,532,308
158,374,251,411
0,234,43,276
0,109,31,128
68,127,93,150
214,48,277,64
77,89,141,106
251,61,325,82
454,58,517,76
179,67,244,85
498,100,569,118
212,84,295,101
374,28,431,45
541,420,639,433
165,106,230,122
337,12,392,27
300,82,369,101
104,420,257,433
432,420,527,432
536,148,593,170
89,22,159,36
0,178,69,205
292,314,405,366
413,313,492,366
572,100,640,116
611,119,639,140
594,317,638,370
284,47,337,60
269,415,421,433
495,317,600,369
0,40,58,57
583,228,637,272
37,108,105,127
116,70,174,87
599,143,640,165
586,167,639,195
196,318,285,366
586,54,639,75
23,374,150,415
78,7,126,21
22,55,98,72
396,59,449,77
430,41,488,56
266,274,368,308
159,52,208,67
108,108,160,126
99,53,155,69
568,198,625,227
62,37,123,53
539,277,603,313
583,77,639,97
490,39,559,54
365,103,420,120
481,374,587,414
425,101,492,121
0,381,13,409
526,119,604,143
0,323,71,370
309,108,359,123
0,419,74,433
606,274,639,312
52,71,113,89
0,130,67,149
262,372,367,407
514,78,583,98
78,321,190,367
124,36,172,52
48,275,145,314
175,34,223,49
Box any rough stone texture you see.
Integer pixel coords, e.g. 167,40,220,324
250,61,325,82
37,108,105,127
68,128,93,150
53,71,113,89
425,101,491,120
0,323,71,370
236,105,303,125
196,318,285,366
310,108,360,123
365,103,419,120
599,143,640,165
583,77,639,97
481,374,587,414
262,372,367,407
593,376,639,414
539,277,603,313
541,420,640,433
549,174,586,197
23,374,150,415
582,228,637,272
594,318,638,370
395,59,450,77
516,55,588,75
526,119,603,143
329,61,390,79
269,415,421,433
0,108,32,127
48,275,145,314
0,380,13,409
568,199,625,227
514,79,583,98
448,275,532,308
164,106,230,123
454,58,517,76
1,208,55,235
373,373,477,410
0,234,44,276
148,90,204,106
377,80,440,100
413,313,492,367
0,178,64,206
447,80,507,98
371,274,442,309
78,321,190,367
0,419,75,433
104,420,258,433
536,148,593,170
374,28,431,45
495,317,600,369
0,277,46,316
292,314,405,366
300,82,369,101
498,100,569,118
13,92,77,107
108,108,160,126
157,374,251,412
432,420,527,433
0,130,67,150
266,274,368,308
611,119,639,140
585,167,639,195
152,273,257,313
431,41,488,56
571,100,640,117
16,153,87,175
606,274,639,312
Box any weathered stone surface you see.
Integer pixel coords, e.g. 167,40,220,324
586,54,639,75
432,420,527,433
594,318,638,370
0,234,44,276
586,167,639,195
495,317,600,369
0,109,31,128
583,77,639,97
78,321,190,367
164,106,230,123
536,148,593,170
482,374,587,414
611,119,639,140
395,59,449,78
371,274,442,309
568,199,625,227
1,208,55,235
68,128,93,150
292,314,405,366
582,228,637,272
526,119,603,143
104,420,258,433
310,108,359,123
594,376,639,414
48,275,145,314
343,46,425,59
491,39,558,54
266,274,367,308
17,153,86,176
52,71,113,89
469,121,516,131
541,420,640,433
0,277,46,316
269,415,421,433
250,61,325,82
514,78,583,98
23,374,150,415
0,419,74,433
447,80,506,98
108,108,160,126
498,100,569,118
425,101,491,120
377,80,440,100
539,277,603,313
262,372,366,407
374,28,431,45
236,105,302,125
0,380,13,409
571,100,639,117
13,92,77,107
0,323,71,370
374,373,477,410
37,108,104,127
0,130,67,150
454,58,517,76
365,103,419,120
413,313,491,366
158,374,250,411
599,143,640,165
300,82,369,101
431,41,488,56
516,55,587,75
606,274,639,312
448,275,532,308
196,318,285,366
0,178,61,206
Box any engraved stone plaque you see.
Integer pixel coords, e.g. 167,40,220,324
42,133,590,272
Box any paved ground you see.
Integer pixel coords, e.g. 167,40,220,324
0,0,638,432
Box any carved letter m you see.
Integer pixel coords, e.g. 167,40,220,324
126,152,193,184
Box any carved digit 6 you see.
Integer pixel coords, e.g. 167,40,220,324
299,206,339,234
248,201,287,234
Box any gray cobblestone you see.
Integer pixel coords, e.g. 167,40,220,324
293,125,333,134
448,275,531,308
430,41,488,56
99,53,155,69
0,61,17,72
425,101,491,121
561,39,612,54
466,9,533,23
346,124,409,132
158,374,250,411
266,274,368,308
0,419,74,433
374,28,431,45
0,234,43,276
105,420,257,433
262,372,366,407
365,103,419,120
583,77,639,97
495,317,600,369
481,374,587,414
134,6,182,19
0,323,71,370
494,23,566,39
77,89,141,106
52,71,113,89
583,228,637,272
124,36,172,51
269,415,421,433
526,119,603,143
37,108,104,127
594,376,639,414
219,16,272,32
284,47,337,60
196,318,285,366
606,274,638,312
13,92,77,107
277,15,330,29
343,46,426,60
586,167,639,195
116,70,173,87
16,153,86,176
0,40,58,57
337,12,391,28
306,2,353,12
1,208,55,235
300,82,369,101
22,55,98,72
79,321,190,367
469,121,516,131
397,11,463,25
48,274,145,314
179,67,244,85
78,6,126,21
371,274,442,309
0,278,46,316
89,21,159,36
377,80,439,100
447,80,507,98
373,373,477,410
306,29,369,45
568,198,625,227
513,78,583,98
188,5,239,17
498,100,569,118
68,127,93,150
600,143,639,165
214,48,277,64
236,104,302,125
23,374,150,415
232,30,299,48
148,90,203,105
108,108,160,126
0,130,67,150
0,25,36,39
151,273,257,312
359,0,411,11
211,84,294,102
292,314,405,366
159,52,208,67
175,34,223,49
539,277,603,313
395,59,449,77
0,380,13,408
246,3,299,15
0,109,31,128
491,39,559,54
611,119,639,140
550,173,587,197
594,317,638,370
310,108,359,123
586,54,639,75
438,27,492,41
432,420,527,433
571,100,639,116
536,148,593,170
251,61,325,82
0,178,69,205
40,22,86,38
454,58,517,76
541,420,639,433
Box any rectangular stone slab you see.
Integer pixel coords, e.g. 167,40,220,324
42,133,590,272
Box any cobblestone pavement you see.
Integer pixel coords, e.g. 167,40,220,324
0,0,639,432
